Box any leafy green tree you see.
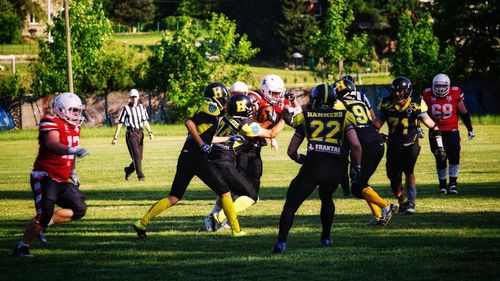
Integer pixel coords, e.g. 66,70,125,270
177,0,216,19
0,0,22,43
309,0,370,75
32,0,113,96
146,13,258,120
391,11,454,93
431,0,499,78
276,0,317,62
112,0,156,31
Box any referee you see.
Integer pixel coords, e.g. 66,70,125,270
111,89,153,181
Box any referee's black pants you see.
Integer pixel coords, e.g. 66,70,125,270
125,128,145,179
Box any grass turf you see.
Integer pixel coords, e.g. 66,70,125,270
0,124,499,280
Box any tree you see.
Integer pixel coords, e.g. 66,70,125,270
431,0,499,78
391,11,455,93
146,13,258,120
276,0,318,62
32,0,113,96
112,0,156,31
0,0,22,43
309,0,370,76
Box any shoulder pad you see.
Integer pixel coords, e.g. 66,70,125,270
199,101,220,116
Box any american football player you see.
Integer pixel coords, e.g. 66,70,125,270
333,78,397,225
132,82,246,238
373,77,446,214
204,93,286,231
423,73,474,194
13,92,89,257
273,84,362,254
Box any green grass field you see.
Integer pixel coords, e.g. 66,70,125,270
1,124,499,280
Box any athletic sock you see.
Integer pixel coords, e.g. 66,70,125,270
362,187,388,209
406,186,417,203
140,197,171,226
217,196,255,221
220,195,241,233
367,201,382,219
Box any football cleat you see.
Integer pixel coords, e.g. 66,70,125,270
449,185,458,194
210,213,224,232
321,238,333,247
231,230,247,237
398,202,408,214
405,202,417,214
380,204,397,226
439,188,448,194
38,231,48,244
367,217,382,226
124,167,132,181
272,241,286,254
12,246,33,257
132,221,147,238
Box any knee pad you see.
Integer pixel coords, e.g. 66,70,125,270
72,201,87,220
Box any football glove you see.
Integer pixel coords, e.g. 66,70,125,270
281,109,294,126
434,147,447,162
468,130,475,140
70,169,80,187
417,127,425,138
68,147,89,158
149,132,154,140
284,91,295,101
294,154,306,164
350,164,362,184
200,143,211,155
229,135,246,142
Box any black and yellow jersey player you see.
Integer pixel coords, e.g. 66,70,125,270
133,82,246,238
333,78,397,226
373,77,446,215
273,84,362,254
206,93,285,231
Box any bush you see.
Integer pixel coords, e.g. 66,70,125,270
0,0,22,44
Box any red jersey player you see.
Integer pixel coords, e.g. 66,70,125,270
13,92,90,257
423,74,474,194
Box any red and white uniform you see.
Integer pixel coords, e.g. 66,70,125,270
423,86,464,131
33,116,81,182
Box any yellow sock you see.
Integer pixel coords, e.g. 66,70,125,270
140,197,171,226
367,201,382,219
220,195,241,233
362,187,388,209
217,196,256,221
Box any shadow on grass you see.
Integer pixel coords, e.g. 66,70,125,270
1,182,499,202
1,211,499,281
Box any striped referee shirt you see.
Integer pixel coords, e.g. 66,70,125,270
344,91,372,109
118,104,149,129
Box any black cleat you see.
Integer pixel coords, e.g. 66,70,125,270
124,168,132,181
12,246,33,257
132,222,147,238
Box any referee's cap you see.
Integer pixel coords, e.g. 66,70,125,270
129,89,139,98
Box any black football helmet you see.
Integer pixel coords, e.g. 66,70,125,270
341,75,355,83
228,93,253,117
333,79,356,98
204,82,229,109
391,76,413,101
310,83,337,108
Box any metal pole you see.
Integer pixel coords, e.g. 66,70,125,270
64,0,74,93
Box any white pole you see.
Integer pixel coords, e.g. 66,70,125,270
47,0,53,43
64,0,73,93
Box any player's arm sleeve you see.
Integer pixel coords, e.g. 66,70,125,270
291,112,305,128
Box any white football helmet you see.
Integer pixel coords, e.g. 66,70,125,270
432,74,451,97
259,74,286,105
53,92,85,126
230,81,249,95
